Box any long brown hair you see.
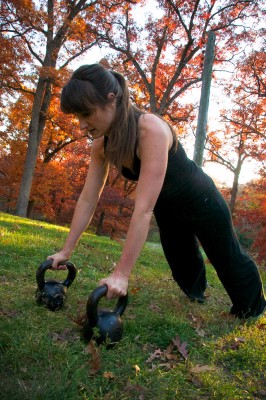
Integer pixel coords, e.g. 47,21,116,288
60,64,143,172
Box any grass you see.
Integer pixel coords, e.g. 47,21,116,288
0,211,265,400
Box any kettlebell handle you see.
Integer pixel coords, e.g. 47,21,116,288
86,284,128,326
36,259,77,290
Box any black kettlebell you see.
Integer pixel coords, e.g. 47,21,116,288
36,259,77,311
83,284,128,347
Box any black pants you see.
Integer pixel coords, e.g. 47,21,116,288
155,186,266,318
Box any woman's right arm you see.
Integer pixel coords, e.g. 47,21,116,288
48,137,109,268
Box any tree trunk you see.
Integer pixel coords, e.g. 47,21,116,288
27,199,35,218
15,123,42,216
229,158,243,213
15,0,62,217
96,211,105,236
193,31,216,166
15,78,51,217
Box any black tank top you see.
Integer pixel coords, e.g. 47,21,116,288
104,134,216,217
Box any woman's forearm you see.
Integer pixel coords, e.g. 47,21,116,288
49,138,109,268
115,208,153,277
100,209,152,298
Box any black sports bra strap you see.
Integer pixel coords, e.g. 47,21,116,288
104,135,108,150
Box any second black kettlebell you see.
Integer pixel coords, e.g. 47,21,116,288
82,284,128,346
36,259,77,311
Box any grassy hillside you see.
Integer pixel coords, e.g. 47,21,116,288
0,212,265,400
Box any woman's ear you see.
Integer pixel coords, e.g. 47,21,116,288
107,93,116,102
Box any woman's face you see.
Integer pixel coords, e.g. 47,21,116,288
76,97,116,140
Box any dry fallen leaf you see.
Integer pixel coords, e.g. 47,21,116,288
188,374,203,388
131,287,141,295
103,371,115,380
256,321,266,330
165,343,178,361
12,223,20,230
125,381,147,398
145,342,182,370
172,335,189,360
224,337,246,351
196,328,206,337
149,303,161,312
69,312,87,326
50,328,79,343
86,341,101,375
157,362,173,370
0,308,19,318
146,348,164,363
134,364,141,374
235,337,245,343
191,364,214,373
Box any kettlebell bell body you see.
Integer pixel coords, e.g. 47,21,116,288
83,284,128,346
36,259,77,311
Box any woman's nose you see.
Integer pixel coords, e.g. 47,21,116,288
78,118,87,130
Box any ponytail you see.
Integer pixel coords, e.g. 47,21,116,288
105,71,142,172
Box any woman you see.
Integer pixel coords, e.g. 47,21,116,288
48,64,265,318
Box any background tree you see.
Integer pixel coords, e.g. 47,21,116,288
0,93,136,232
92,170,135,238
233,180,266,265
0,132,91,222
1,0,265,246
205,49,266,211
0,0,141,217
95,0,261,122
0,77,136,230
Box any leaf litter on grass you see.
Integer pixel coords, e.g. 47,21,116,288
145,334,189,371
1,212,266,400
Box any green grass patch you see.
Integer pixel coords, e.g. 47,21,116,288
0,212,265,400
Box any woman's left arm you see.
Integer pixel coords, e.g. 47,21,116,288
100,114,172,299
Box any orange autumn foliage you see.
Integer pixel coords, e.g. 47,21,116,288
233,182,266,266
1,0,265,248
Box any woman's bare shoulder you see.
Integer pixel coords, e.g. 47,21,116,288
138,113,173,145
139,113,163,125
